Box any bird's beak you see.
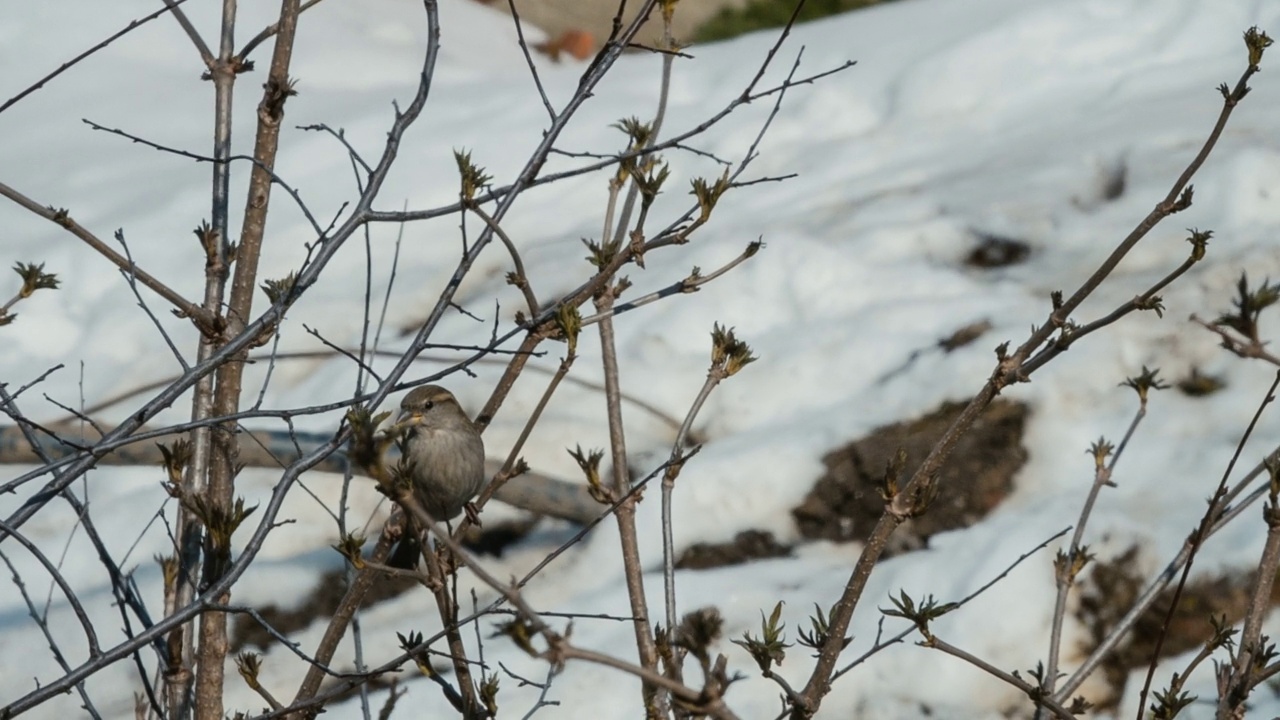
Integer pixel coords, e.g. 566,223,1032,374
392,410,423,430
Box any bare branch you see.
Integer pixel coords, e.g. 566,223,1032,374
0,0,198,115
0,181,210,326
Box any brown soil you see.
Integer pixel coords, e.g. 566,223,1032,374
676,529,790,570
230,518,537,652
1075,546,1280,710
792,399,1028,556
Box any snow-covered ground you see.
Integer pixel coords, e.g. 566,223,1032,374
4,0,1280,717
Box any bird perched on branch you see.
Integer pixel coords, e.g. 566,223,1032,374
387,385,486,568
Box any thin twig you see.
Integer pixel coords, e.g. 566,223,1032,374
505,0,555,121
0,181,209,325
161,0,214,65
81,119,328,238
468,203,540,318
662,362,726,676
926,636,1077,720
0,0,197,115
235,0,328,63
1132,370,1280,718
1040,391,1149,708
792,51,1267,719
579,241,762,327
0,549,105,720
297,123,374,175
114,230,190,370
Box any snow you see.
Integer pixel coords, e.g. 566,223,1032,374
3,0,1280,717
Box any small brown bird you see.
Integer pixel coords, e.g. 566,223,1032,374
387,385,486,568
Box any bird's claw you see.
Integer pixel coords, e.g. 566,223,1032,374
464,501,482,528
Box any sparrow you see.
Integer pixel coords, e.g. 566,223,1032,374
386,385,486,568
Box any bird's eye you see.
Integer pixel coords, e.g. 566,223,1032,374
425,401,434,410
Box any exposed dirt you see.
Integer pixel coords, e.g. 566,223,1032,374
675,529,790,570
230,518,537,652
792,399,1028,556
965,230,1031,269
235,398,1029,654
232,566,411,652
1074,546,1280,711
